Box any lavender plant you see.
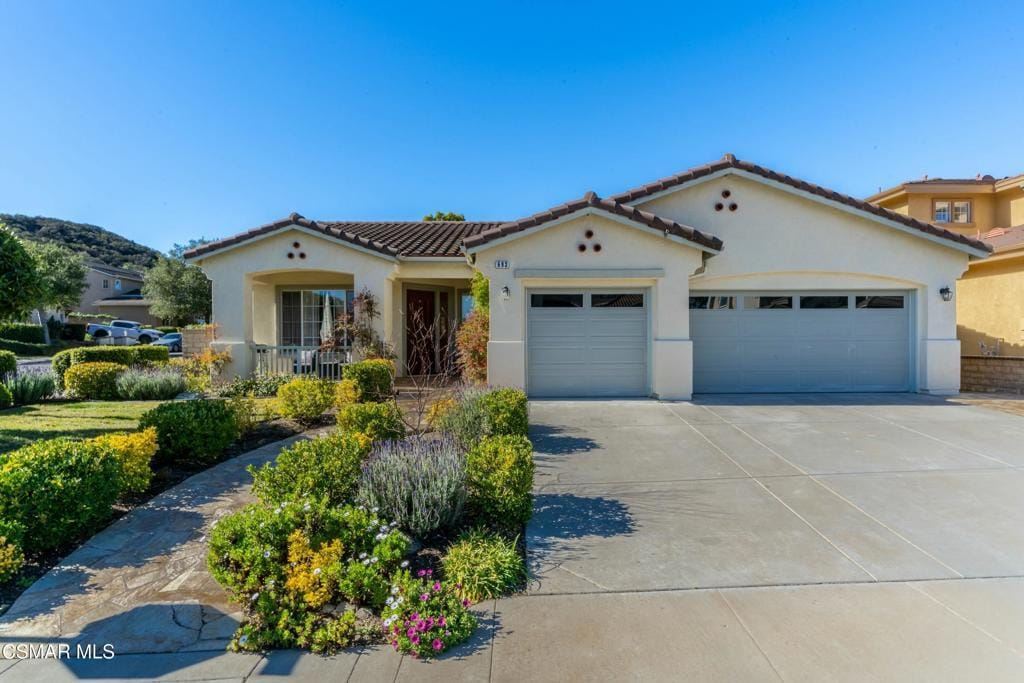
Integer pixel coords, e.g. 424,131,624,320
358,436,467,537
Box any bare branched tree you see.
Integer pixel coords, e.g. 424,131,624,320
397,306,461,434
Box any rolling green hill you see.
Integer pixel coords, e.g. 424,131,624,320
1,213,160,270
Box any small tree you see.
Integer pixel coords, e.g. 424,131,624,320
0,224,43,322
26,241,88,313
422,211,465,222
143,255,212,325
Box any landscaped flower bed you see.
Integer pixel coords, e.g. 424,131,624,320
207,377,534,659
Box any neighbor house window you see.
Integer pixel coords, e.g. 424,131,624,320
280,289,354,346
933,201,950,222
952,201,972,224
114,279,122,291
102,279,109,289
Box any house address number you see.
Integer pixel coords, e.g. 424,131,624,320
494,259,510,269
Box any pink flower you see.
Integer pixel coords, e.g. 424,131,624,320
420,593,430,602
417,619,427,631
417,569,427,577
410,634,420,645
432,638,443,651
410,651,418,659
426,617,435,628
407,627,417,638
432,581,441,592
426,569,433,577
411,613,420,620
462,598,470,607
438,616,447,627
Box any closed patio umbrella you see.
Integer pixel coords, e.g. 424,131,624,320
319,295,333,345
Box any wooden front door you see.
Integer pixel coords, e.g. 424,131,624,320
406,289,436,375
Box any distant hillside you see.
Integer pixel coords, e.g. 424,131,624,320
0,214,160,271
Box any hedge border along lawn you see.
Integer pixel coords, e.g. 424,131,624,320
0,323,45,345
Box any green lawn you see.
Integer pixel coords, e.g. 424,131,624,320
0,401,164,454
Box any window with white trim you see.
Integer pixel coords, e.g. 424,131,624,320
934,200,971,224
952,201,971,223
280,289,354,346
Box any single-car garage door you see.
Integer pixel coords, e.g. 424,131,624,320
527,291,648,397
691,292,911,393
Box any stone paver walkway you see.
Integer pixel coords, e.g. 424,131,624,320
0,433,320,653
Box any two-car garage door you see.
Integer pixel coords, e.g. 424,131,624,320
690,292,911,393
525,289,911,397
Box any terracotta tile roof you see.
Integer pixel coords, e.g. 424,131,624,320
982,225,1024,253
463,191,723,253
610,154,991,255
185,213,503,259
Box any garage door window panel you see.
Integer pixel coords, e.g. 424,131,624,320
745,296,793,309
592,293,644,308
689,296,735,310
531,294,583,308
856,295,904,309
799,296,849,309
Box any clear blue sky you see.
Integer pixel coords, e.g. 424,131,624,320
2,1,1022,253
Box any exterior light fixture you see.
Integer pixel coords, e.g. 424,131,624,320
501,286,511,300
939,286,953,302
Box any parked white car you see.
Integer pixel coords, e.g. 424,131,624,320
86,320,165,344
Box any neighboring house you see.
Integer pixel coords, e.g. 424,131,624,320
867,173,1024,355
75,261,159,325
186,155,990,399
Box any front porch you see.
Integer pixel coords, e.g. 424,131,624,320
232,268,474,380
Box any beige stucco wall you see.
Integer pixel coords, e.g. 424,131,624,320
996,186,1024,227
957,253,1024,356
635,173,972,394
472,212,704,400
76,270,144,315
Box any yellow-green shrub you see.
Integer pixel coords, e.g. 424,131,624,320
480,388,529,436
64,361,125,400
442,528,526,603
0,438,122,554
90,427,158,495
276,377,335,424
425,397,456,429
333,379,360,409
466,435,534,528
336,401,405,442
341,359,394,401
249,430,369,506
0,384,11,410
0,519,24,583
0,350,16,377
139,399,240,466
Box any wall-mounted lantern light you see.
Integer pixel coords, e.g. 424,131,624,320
501,286,511,301
939,286,953,302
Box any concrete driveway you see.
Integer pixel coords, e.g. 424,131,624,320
510,394,1024,681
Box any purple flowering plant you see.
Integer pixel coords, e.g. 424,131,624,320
380,569,476,658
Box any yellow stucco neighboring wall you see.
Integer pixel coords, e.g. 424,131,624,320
957,252,1024,356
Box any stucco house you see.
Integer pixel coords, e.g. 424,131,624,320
866,172,1024,356
75,261,160,325
185,155,990,399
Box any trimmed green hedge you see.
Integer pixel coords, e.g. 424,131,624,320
53,345,170,389
0,323,45,344
64,362,125,400
0,339,49,356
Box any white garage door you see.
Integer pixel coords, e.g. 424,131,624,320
527,291,649,398
691,292,911,393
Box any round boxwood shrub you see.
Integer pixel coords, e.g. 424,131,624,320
336,401,405,443
139,399,240,466
0,383,12,409
64,361,125,400
341,359,394,402
0,349,16,377
276,377,335,424
479,387,529,436
0,438,122,554
466,434,535,529
249,430,369,507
